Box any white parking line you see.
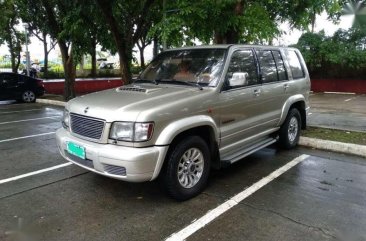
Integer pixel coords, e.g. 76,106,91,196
165,154,310,241
0,116,61,125
0,109,43,114
0,132,56,143
0,163,73,184
344,98,354,102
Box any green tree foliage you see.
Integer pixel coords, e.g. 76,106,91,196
0,0,25,73
152,0,345,46
296,27,366,78
95,0,158,84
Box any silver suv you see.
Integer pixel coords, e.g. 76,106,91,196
56,45,310,200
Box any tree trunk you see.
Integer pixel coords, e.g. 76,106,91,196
153,37,158,58
8,38,17,73
96,0,131,84
43,33,49,78
90,38,97,78
118,47,131,85
213,1,243,44
139,47,145,68
15,53,21,73
137,42,146,68
59,42,76,101
310,11,316,33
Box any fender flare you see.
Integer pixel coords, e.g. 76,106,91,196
155,115,219,146
278,94,306,126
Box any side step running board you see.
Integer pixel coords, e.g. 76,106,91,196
221,138,277,165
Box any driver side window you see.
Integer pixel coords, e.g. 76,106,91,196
225,50,258,90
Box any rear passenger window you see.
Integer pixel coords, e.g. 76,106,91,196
272,51,287,81
286,50,305,79
225,50,258,89
256,50,277,83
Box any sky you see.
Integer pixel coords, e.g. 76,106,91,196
0,12,354,64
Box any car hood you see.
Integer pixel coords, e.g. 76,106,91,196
67,84,211,122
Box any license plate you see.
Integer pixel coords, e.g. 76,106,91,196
66,141,86,160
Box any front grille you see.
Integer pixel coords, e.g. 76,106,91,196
70,113,105,140
104,164,127,176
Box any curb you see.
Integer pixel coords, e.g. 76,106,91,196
36,98,66,107
299,136,366,158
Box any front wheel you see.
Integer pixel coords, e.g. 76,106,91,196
161,136,211,201
21,90,36,103
278,108,301,149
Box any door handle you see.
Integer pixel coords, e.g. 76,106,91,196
253,89,261,97
284,84,290,90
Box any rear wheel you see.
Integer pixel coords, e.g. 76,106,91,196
161,136,210,201
278,108,301,149
22,90,36,103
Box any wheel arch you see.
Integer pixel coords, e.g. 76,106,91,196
278,95,307,130
152,116,220,180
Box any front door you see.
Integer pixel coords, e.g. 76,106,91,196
217,48,266,156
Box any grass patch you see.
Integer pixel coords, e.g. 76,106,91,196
302,127,366,145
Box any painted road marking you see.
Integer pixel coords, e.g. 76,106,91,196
324,91,355,95
0,109,43,114
0,132,56,143
344,97,357,102
165,154,310,241
308,112,313,116
0,116,61,125
0,163,73,184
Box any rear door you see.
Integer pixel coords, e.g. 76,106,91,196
255,49,290,127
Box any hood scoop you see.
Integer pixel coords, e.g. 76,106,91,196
117,85,161,94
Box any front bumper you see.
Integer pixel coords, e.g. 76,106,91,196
56,128,169,182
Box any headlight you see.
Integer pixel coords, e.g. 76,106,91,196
110,122,154,142
62,109,70,128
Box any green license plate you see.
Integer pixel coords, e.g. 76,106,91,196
66,141,86,159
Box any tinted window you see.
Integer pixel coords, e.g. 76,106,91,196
256,50,278,83
225,50,258,89
272,51,287,81
286,50,305,79
1,74,18,87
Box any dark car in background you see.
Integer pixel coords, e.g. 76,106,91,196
0,72,45,103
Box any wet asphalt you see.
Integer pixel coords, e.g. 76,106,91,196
308,93,366,132
0,102,365,241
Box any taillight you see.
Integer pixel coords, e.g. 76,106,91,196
37,79,44,87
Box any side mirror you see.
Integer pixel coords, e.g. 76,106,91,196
228,72,248,87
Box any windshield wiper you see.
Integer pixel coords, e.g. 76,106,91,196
160,79,203,90
133,78,160,85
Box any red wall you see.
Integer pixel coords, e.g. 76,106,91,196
44,79,123,95
311,79,366,94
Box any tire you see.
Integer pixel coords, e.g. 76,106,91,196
21,90,36,103
161,136,211,201
278,108,301,149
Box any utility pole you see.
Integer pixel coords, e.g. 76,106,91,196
163,0,167,51
23,23,30,76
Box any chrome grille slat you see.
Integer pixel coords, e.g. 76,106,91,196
104,164,127,176
70,113,105,140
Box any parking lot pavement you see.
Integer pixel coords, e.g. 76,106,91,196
308,93,366,132
0,103,365,241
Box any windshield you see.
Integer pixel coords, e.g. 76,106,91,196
139,48,226,87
